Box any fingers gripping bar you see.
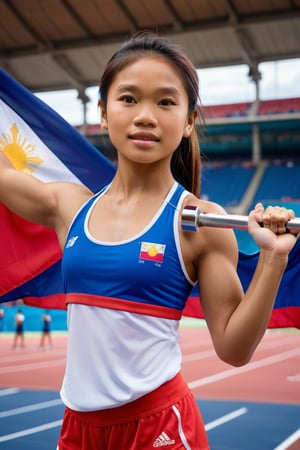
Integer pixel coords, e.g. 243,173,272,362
181,205,300,232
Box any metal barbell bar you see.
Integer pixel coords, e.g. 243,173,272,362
181,205,300,232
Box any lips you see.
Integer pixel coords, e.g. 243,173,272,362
129,132,159,142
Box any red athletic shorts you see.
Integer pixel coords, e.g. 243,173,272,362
57,373,209,450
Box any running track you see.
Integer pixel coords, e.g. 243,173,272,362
0,323,299,449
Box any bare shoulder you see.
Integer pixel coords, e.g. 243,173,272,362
49,181,91,209
51,181,92,198
182,193,227,215
180,194,238,273
48,181,93,238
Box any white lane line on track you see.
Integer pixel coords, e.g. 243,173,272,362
182,335,298,364
256,338,300,351
0,358,66,374
0,399,63,418
0,408,248,442
183,349,216,362
287,374,300,382
0,349,66,364
0,388,21,397
0,420,63,442
272,428,300,450
188,347,300,389
205,407,248,431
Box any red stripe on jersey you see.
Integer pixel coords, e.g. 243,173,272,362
66,293,182,320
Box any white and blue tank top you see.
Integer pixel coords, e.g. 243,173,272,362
62,181,195,319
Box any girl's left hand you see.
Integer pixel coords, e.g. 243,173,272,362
248,203,299,255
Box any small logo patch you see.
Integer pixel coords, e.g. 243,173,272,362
153,431,175,447
139,242,166,263
65,236,79,248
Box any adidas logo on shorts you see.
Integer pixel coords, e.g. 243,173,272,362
153,431,175,447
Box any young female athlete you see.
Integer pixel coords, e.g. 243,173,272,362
0,32,298,450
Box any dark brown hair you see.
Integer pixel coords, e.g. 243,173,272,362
99,31,202,197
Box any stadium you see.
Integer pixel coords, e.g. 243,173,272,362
0,1,300,449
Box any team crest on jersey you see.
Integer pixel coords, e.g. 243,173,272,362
139,242,166,263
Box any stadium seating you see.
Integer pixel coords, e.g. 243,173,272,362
253,161,300,204
204,102,252,118
258,97,300,115
201,162,256,209
201,159,300,254
203,98,300,118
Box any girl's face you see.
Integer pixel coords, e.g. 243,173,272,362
100,55,195,165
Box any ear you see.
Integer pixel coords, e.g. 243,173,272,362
98,100,108,130
183,110,197,138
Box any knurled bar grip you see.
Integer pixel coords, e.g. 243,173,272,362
181,205,300,232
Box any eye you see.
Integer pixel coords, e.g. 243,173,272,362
120,95,136,104
159,98,176,106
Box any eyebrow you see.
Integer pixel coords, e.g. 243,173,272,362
116,84,181,97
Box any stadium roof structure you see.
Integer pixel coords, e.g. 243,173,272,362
1,0,300,102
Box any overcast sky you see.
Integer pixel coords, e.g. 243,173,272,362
36,58,300,127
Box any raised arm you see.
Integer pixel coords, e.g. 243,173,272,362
190,201,298,366
0,151,58,227
0,152,92,246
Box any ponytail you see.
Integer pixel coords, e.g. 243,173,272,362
171,112,202,197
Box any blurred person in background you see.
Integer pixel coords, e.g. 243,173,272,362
0,308,4,332
40,309,53,349
12,308,25,349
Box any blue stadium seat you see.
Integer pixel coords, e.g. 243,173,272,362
201,163,255,209
253,162,300,204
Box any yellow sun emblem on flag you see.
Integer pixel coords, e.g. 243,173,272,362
0,123,43,174
148,244,158,257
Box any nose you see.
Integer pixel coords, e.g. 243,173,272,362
133,102,158,127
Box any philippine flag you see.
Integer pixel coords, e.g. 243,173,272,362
184,239,300,329
0,68,115,309
139,242,166,263
1,69,300,328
